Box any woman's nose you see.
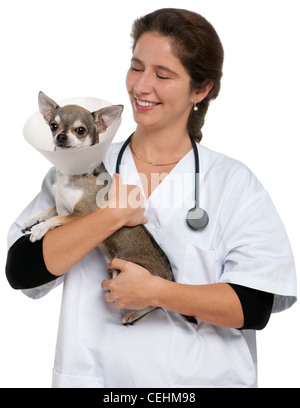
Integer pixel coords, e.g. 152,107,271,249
134,71,154,95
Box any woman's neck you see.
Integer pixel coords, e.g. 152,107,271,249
133,126,192,163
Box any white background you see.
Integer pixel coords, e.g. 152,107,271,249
0,0,299,388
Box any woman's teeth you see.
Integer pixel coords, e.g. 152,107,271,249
136,99,158,107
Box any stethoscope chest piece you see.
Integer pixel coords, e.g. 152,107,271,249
186,206,209,230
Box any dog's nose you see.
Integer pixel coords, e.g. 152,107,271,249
56,133,68,144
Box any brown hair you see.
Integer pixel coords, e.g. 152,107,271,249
130,8,224,142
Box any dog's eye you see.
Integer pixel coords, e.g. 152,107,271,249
50,123,58,131
75,127,86,135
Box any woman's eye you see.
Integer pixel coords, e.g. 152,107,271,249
50,123,58,131
130,65,169,80
131,66,142,72
75,127,86,135
156,74,170,80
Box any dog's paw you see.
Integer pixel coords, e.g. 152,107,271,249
122,306,157,325
29,224,49,242
109,269,119,279
22,219,39,233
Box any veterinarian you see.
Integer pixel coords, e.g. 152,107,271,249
6,8,296,388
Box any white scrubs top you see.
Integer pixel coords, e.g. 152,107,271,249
7,141,297,388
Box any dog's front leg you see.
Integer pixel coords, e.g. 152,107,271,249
29,214,82,242
22,206,58,233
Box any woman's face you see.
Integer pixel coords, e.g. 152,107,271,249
126,32,199,133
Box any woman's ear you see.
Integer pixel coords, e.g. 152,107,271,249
193,81,214,104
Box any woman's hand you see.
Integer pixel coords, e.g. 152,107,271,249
102,257,244,328
105,174,148,228
101,258,156,310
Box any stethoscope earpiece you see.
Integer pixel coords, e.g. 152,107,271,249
116,133,209,231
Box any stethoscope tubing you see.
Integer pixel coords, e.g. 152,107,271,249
115,133,208,230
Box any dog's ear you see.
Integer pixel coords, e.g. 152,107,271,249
93,105,124,133
38,91,60,124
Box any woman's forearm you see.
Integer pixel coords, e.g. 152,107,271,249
43,206,122,276
152,278,244,328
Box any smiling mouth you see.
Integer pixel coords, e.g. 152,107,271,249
135,98,160,108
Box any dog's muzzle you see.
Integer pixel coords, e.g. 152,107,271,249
55,133,70,148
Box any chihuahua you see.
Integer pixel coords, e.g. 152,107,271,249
22,92,196,325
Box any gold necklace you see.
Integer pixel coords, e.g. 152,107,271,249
130,140,180,167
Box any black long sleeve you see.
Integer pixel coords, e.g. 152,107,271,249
229,283,274,330
5,235,59,290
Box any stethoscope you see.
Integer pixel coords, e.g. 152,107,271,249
115,133,209,230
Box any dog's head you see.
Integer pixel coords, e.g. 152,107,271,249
38,91,123,150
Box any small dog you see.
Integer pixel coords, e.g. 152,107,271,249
23,92,196,325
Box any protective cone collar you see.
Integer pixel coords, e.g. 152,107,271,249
23,96,122,175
